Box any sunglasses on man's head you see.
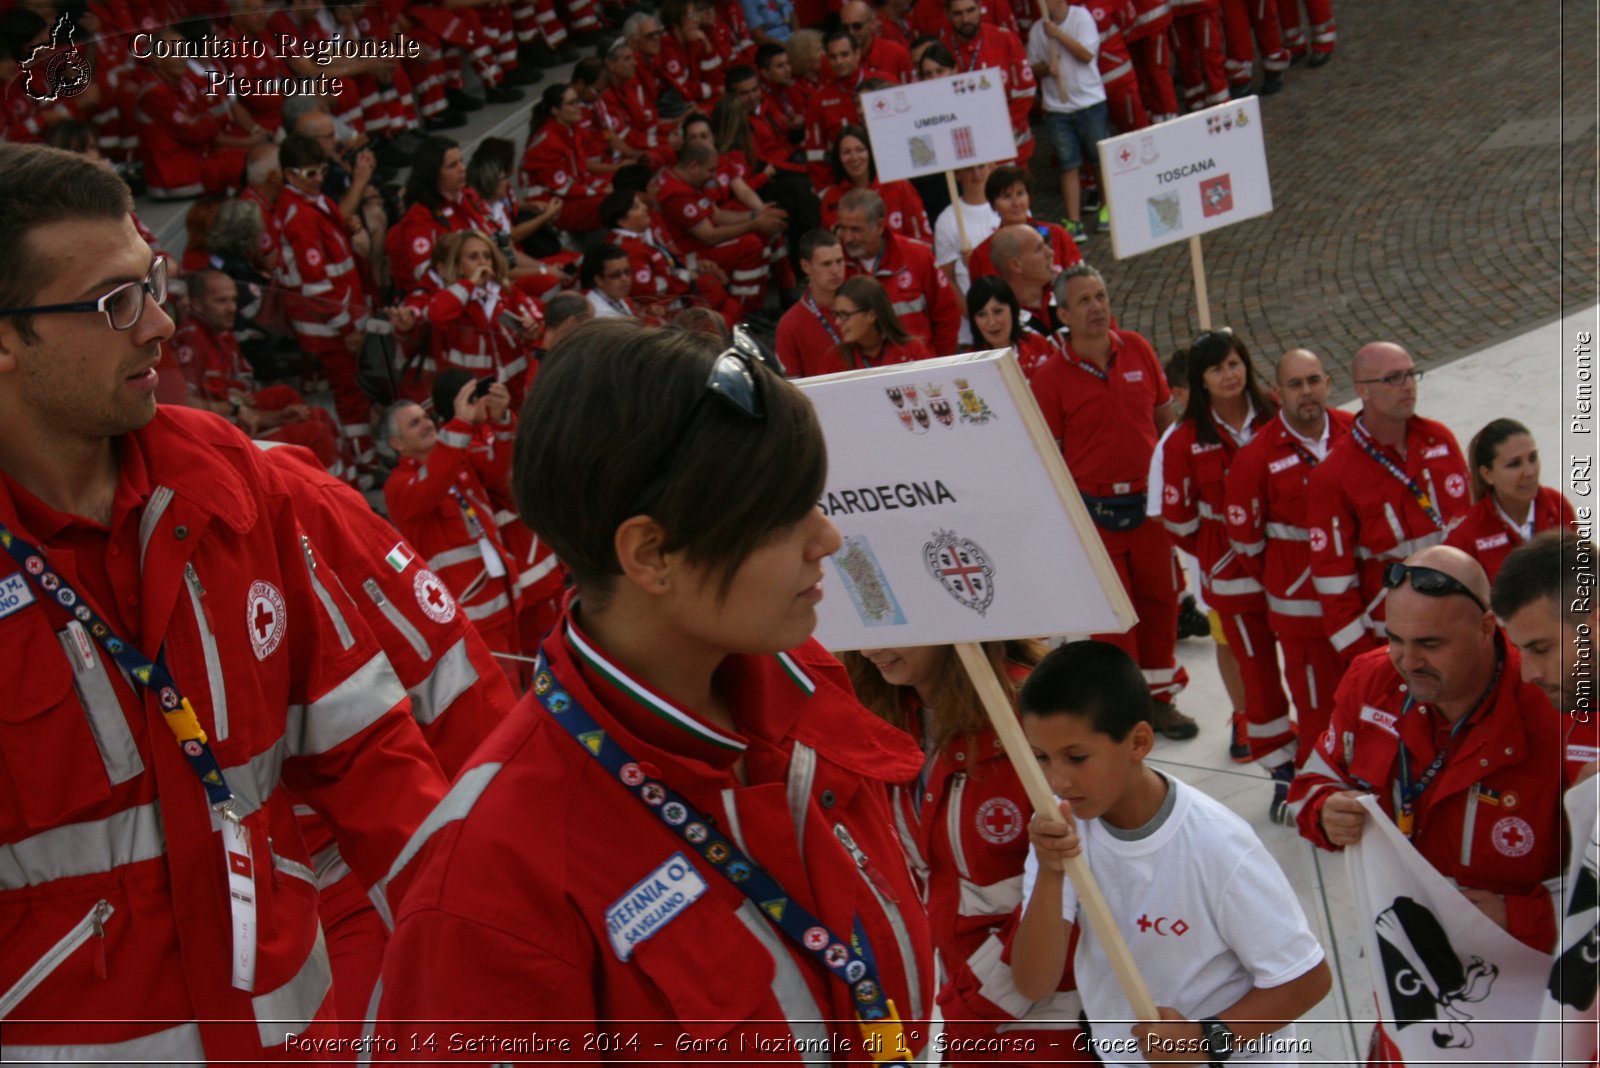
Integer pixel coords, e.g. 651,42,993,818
1382,562,1486,613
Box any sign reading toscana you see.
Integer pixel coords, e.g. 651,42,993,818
1098,95,1272,259
859,69,1017,183
796,350,1135,651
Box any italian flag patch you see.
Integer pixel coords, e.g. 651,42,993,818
385,543,414,573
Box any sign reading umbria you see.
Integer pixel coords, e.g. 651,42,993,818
1098,95,1272,259
796,350,1135,651
859,69,1017,183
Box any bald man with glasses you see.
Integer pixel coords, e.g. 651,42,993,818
1286,546,1563,960
1304,341,1470,668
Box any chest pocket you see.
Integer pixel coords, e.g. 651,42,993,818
1190,445,1229,504
626,885,777,1037
0,612,139,834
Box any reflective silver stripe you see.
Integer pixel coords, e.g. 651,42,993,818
1284,566,1313,596
302,536,355,651
270,844,318,887
1231,615,1256,657
1197,501,1222,520
891,297,926,318
284,654,405,757
517,553,559,592
947,773,970,879
998,990,1085,1033
1461,787,1479,867
324,259,355,277
58,630,143,785
311,842,353,890
184,563,229,740
462,593,511,621
501,356,529,379
1246,715,1293,737
1354,529,1444,560
300,280,334,297
137,485,175,570
1232,537,1266,557
381,763,504,889
966,931,1032,1016
3,1020,205,1062
732,900,829,1060
1164,516,1200,537
252,924,332,1048
209,741,288,828
1208,575,1262,596
957,873,1023,918
889,787,929,882
427,544,481,571
150,181,205,197
364,578,431,662
786,742,816,862
444,283,470,303
447,351,495,370
834,823,922,1020
1267,593,1322,617
0,802,165,890
1130,2,1169,27
290,316,348,338
437,428,473,449
1313,573,1357,595
1266,522,1309,540
407,637,479,727
1381,501,1406,548
1100,57,1133,82
0,901,111,1016
1329,615,1368,651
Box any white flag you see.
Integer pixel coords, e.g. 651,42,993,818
1532,775,1600,1066
1347,794,1549,1064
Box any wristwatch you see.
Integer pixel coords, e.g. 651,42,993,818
1199,1017,1234,1062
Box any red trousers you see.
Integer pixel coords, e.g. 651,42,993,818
311,346,375,468
1170,8,1228,110
1279,631,1346,768
1277,0,1335,56
1105,75,1150,133
1129,33,1180,119
1091,520,1188,704
1220,0,1288,87
1216,609,1294,764
691,232,772,313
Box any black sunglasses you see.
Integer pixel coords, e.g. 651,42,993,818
1382,563,1487,613
623,325,770,518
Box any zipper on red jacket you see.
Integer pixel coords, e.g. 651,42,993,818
834,823,924,1020
0,900,113,1018
183,563,229,742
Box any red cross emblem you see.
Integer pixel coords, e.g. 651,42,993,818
975,797,1023,844
414,569,456,624
1492,816,1534,857
246,580,286,660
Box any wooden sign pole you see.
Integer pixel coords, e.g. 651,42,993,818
1038,0,1063,84
944,170,972,261
1189,234,1211,330
953,641,1159,1023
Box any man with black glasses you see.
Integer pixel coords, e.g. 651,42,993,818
0,142,446,1059
1286,546,1562,955
1305,341,1470,667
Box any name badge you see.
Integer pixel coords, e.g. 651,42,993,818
1360,704,1398,736
1268,455,1301,474
1122,370,1144,382
606,852,708,961
1476,533,1511,551
0,572,36,620
1568,744,1599,764
1423,444,1450,459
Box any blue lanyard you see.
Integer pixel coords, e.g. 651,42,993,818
530,649,911,1057
448,486,487,540
1394,652,1503,838
805,292,842,348
0,521,235,810
1351,419,1444,529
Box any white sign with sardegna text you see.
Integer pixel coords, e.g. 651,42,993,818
861,69,1016,183
796,350,1135,652
1099,95,1272,259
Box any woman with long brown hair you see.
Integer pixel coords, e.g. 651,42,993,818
832,274,933,368
841,641,1093,1061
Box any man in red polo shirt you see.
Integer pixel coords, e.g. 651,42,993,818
776,229,850,375
837,188,962,356
1028,262,1195,737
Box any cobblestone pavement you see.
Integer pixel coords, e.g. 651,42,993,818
1028,0,1598,403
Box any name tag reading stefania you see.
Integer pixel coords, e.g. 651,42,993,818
605,853,708,961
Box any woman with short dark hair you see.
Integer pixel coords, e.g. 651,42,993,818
376,320,937,1054
966,275,1058,378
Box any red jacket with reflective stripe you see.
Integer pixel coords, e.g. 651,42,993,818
1161,411,1275,613
1304,415,1469,660
386,191,496,291
1286,644,1561,951
376,609,937,1059
846,233,963,356
941,23,1038,152
1443,486,1577,585
0,408,446,1059
1224,410,1355,637
275,185,367,351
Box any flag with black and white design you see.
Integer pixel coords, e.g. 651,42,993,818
1348,795,1549,1063
1532,774,1599,1066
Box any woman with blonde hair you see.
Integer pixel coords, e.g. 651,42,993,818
832,274,933,370
841,641,1093,1061
428,230,544,409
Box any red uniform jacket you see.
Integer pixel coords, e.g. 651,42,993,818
802,69,878,187
1305,414,1470,660
386,190,496,291
1225,410,1356,637
656,30,722,109
1124,0,1174,39
134,67,234,198
520,118,610,200
1083,0,1138,85
1008,328,1060,380
942,24,1038,159
1286,643,1562,950
1443,487,1578,584
425,277,541,388
383,418,522,643
0,408,445,1060
275,184,368,354
968,218,1083,280
820,179,933,243
1028,329,1170,496
173,316,255,401
749,91,807,175
775,291,846,376
598,75,677,167
375,610,937,1058
847,233,962,355
238,185,282,269
863,34,915,81
1161,409,1275,613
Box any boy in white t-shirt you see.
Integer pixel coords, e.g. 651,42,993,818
1027,0,1108,238
1013,641,1330,1066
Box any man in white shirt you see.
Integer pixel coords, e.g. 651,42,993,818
1027,0,1108,239
581,244,639,319
933,161,1001,345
